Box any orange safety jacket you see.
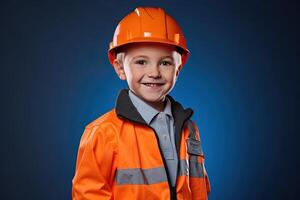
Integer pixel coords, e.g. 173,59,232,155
72,89,210,200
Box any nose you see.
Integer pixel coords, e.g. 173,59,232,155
147,65,161,79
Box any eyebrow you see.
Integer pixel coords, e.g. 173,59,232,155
132,55,174,60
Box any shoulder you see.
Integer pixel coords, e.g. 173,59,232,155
79,109,123,149
85,108,123,130
167,95,193,112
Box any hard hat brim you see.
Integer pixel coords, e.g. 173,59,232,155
108,39,190,65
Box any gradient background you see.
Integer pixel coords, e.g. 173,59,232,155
1,0,299,199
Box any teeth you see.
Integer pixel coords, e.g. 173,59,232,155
144,83,162,87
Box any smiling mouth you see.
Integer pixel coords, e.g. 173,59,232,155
142,83,164,87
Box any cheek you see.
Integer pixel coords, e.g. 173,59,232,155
164,68,177,81
124,66,142,82
123,66,133,80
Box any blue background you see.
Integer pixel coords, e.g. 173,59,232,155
1,0,299,199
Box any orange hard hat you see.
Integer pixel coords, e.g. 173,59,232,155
107,7,190,67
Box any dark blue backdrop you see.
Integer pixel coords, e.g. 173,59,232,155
1,0,299,199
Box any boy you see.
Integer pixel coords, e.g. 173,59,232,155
72,7,210,200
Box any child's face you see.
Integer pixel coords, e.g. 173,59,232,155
113,42,182,109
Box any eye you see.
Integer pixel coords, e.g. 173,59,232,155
160,60,172,66
135,60,147,65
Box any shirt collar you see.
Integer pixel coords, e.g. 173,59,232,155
163,98,173,118
115,88,194,127
128,90,173,124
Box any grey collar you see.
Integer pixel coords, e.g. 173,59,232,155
128,90,173,124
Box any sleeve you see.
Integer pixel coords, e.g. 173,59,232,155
72,125,118,200
204,166,211,194
193,121,211,195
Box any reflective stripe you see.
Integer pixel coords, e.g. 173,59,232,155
178,158,204,178
189,158,204,178
116,167,168,185
178,159,189,176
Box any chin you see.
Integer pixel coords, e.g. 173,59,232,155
134,90,167,102
142,96,165,103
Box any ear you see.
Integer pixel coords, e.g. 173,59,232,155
176,65,182,77
112,59,126,80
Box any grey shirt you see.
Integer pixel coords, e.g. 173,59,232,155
128,90,178,186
